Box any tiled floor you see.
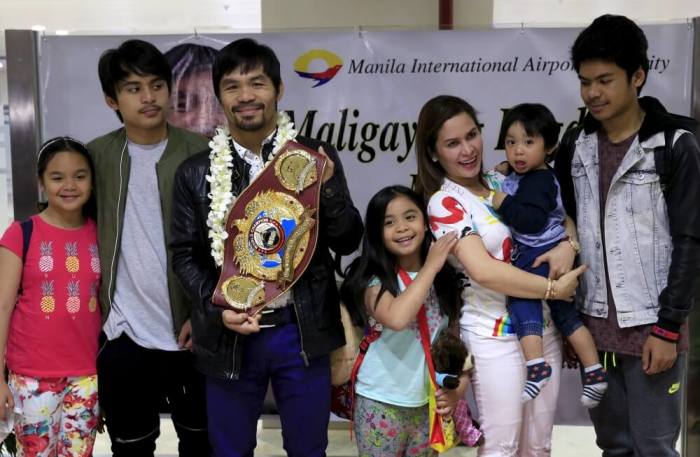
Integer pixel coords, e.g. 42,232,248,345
92,416,600,456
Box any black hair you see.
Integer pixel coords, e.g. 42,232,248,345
340,185,460,327
414,95,486,199
212,38,281,100
499,103,561,161
98,39,172,122
37,137,97,220
431,330,469,376
571,14,649,92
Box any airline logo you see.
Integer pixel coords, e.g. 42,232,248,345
294,49,343,87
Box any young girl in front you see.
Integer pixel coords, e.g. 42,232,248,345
491,103,607,407
341,185,461,457
0,137,102,456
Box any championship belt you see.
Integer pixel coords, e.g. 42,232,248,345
211,140,326,316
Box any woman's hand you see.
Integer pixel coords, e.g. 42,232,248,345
0,380,14,421
424,231,458,275
532,240,576,279
553,265,587,301
491,191,508,210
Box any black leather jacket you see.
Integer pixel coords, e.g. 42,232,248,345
170,135,363,379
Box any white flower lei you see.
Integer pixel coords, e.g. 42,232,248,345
206,112,298,266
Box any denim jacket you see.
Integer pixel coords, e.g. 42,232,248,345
556,97,700,332
570,129,675,326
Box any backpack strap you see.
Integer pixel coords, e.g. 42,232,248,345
17,218,33,296
558,125,583,159
554,125,583,223
20,218,33,265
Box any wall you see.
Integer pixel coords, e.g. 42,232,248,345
0,0,261,56
494,0,700,26
261,0,493,30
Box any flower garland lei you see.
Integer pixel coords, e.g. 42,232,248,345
206,111,298,266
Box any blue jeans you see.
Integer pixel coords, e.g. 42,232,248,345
206,314,331,457
508,240,583,339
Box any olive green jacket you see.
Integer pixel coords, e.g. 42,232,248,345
88,125,209,337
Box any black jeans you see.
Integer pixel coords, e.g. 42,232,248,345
97,333,210,457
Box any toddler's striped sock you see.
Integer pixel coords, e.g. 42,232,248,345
522,358,552,403
581,364,608,408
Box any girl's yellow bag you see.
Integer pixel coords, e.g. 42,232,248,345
427,375,459,452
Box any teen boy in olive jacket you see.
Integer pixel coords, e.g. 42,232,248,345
88,39,211,457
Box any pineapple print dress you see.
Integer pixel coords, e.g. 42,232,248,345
0,215,102,457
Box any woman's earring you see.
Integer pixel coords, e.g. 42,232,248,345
431,155,438,162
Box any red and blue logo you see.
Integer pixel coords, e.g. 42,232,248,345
293,49,343,87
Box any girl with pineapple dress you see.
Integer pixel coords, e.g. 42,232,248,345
0,137,101,457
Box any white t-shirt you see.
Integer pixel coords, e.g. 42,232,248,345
427,173,553,338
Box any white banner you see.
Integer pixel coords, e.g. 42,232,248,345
40,25,693,218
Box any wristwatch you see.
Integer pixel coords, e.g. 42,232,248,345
565,235,581,254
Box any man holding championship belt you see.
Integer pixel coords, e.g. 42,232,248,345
170,38,363,457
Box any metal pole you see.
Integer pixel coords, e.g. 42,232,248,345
6,30,41,221
439,0,453,30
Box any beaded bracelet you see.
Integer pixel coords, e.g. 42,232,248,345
650,325,680,343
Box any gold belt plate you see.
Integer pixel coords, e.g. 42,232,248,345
274,148,318,193
231,190,310,283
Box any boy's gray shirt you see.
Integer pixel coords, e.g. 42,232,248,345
104,139,179,350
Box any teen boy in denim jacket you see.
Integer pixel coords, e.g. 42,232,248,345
555,15,700,456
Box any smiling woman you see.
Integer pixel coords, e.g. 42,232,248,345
431,112,484,193
415,94,585,456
